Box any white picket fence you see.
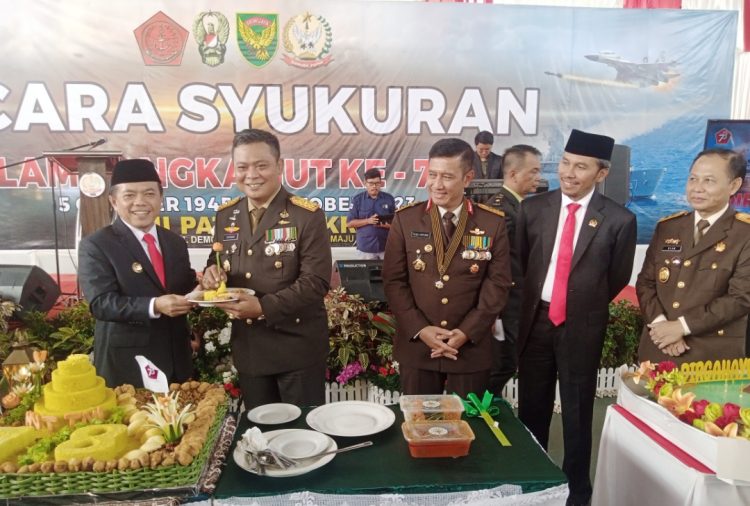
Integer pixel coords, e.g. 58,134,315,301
325,366,636,412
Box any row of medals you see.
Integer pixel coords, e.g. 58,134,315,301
412,243,492,289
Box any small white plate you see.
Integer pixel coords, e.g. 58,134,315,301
247,403,302,425
187,287,254,307
233,429,337,478
269,429,331,459
306,400,396,437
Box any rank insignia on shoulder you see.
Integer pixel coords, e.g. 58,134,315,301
218,196,242,211
397,200,422,212
658,210,689,223
290,195,319,211
476,202,505,217
735,212,750,224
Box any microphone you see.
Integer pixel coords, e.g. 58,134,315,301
91,138,107,148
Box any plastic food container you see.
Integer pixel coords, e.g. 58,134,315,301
401,420,475,458
399,394,465,422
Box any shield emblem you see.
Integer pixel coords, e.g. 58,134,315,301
237,13,278,67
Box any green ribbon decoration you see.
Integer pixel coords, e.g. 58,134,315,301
458,391,512,446
459,390,501,417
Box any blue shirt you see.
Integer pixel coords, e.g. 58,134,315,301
348,190,396,253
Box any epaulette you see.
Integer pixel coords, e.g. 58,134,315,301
290,195,319,212
477,202,505,217
217,196,242,211
735,212,750,224
396,200,423,212
658,210,689,223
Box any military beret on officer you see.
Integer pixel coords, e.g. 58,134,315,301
110,159,161,186
564,129,615,161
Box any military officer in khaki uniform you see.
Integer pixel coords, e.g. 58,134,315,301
638,148,750,365
383,138,512,396
202,129,332,408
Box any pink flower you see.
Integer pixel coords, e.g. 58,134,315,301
723,403,741,420
714,414,736,429
657,361,677,373
692,399,709,416
652,380,665,397
679,410,700,425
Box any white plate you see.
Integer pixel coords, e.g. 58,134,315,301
306,401,396,437
247,403,302,425
187,287,254,307
269,429,331,459
233,429,337,478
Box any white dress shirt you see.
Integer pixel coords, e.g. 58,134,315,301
120,220,162,318
541,189,596,302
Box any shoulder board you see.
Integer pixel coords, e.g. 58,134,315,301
735,212,750,224
658,210,689,223
290,195,319,212
217,196,242,211
477,202,505,217
396,200,423,213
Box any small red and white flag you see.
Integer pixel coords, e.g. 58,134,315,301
135,355,169,393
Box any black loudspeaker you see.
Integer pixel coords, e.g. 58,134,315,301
336,260,385,302
0,265,60,313
598,144,631,206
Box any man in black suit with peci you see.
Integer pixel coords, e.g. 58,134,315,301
515,129,637,506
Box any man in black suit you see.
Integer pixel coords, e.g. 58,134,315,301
516,130,636,506
472,130,503,180
79,159,197,387
487,144,542,395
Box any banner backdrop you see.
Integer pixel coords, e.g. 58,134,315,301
0,1,737,247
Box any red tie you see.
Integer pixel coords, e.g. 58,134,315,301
143,234,166,287
549,203,581,326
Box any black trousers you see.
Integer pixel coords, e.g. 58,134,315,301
238,362,326,410
518,303,597,506
488,320,518,396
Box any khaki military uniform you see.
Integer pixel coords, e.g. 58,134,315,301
208,188,332,399
383,198,512,394
637,208,750,364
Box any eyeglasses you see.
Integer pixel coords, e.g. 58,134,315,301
365,181,381,186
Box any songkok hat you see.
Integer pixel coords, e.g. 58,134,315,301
110,159,161,187
564,129,615,161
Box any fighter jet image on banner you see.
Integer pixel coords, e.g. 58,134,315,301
545,51,679,89
585,51,679,87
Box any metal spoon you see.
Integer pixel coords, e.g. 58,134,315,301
287,440,373,462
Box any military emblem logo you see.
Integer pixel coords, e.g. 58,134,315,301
237,13,278,67
193,11,230,67
282,12,333,69
134,11,189,66
658,266,670,283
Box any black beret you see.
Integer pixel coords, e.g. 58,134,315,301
110,159,161,187
564,129,615,161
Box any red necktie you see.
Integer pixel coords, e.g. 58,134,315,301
548,203,581,326
143,234,166,287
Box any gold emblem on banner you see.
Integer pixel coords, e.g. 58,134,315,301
132,262,143,274
658,266,670,283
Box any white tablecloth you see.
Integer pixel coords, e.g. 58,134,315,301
592,405,750,505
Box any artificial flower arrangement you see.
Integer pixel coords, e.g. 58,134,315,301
325,287,397,387
188,306,240,399
630,360,750,439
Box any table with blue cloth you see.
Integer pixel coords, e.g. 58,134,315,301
213,399,566,502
